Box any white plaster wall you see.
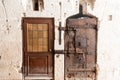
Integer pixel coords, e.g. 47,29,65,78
87,0,120,80
54,54,64,80
0,0,120,80
0,0,23,79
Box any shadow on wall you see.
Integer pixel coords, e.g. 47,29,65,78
80,0,96,10
67,4,97,19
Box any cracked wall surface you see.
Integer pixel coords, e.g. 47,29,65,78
0,0,120,80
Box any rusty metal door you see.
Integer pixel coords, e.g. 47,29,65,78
22,18,54,79
65,16,97,80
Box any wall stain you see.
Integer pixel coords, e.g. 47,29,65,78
6,22,11,34
1,0,11,34
2,0,8,22
39,0,44,11
79,0,87,13
86,0,96,9
79,0,96,10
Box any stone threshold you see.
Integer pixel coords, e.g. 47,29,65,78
25,76,53,80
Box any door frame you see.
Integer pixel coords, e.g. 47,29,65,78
22,17,55,79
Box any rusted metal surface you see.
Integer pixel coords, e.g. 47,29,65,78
64,13,97,80
68,68,95,72
67,18,97,26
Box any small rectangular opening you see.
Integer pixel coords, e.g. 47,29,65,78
32,0,44,11
33,0,39,11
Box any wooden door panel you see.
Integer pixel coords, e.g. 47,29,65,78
29,55,49,74
22,18,54,78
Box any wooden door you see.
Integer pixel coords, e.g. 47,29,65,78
22,18,54,79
